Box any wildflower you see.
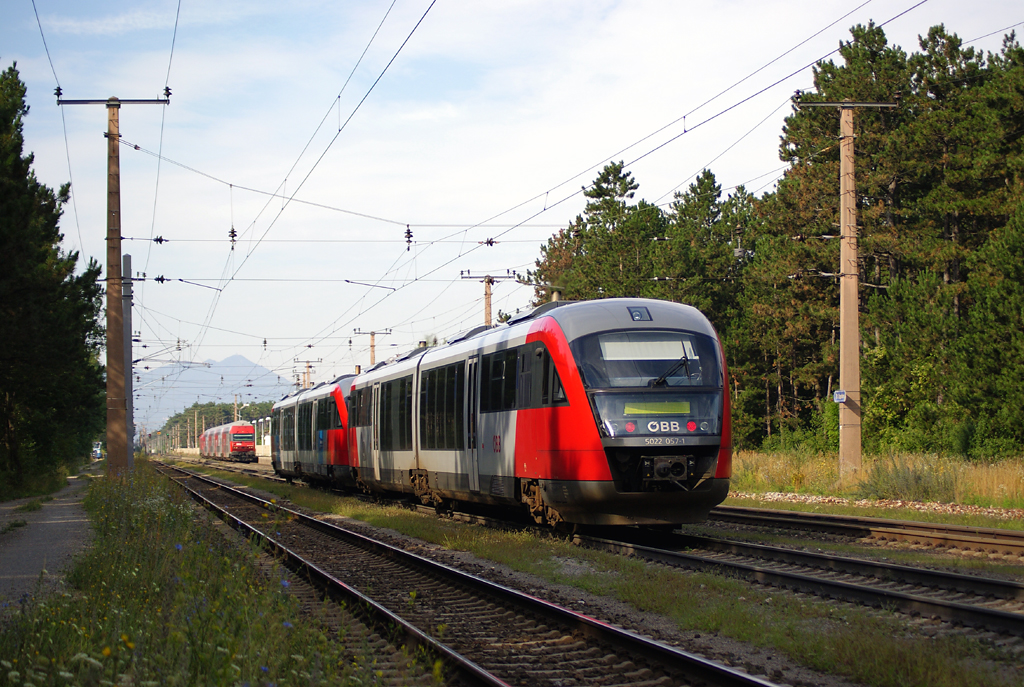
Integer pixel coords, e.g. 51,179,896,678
261,666,269,673
71,654,102,669
280,579,290,588
102,647,111,657
283,621,293,628
175,543,183,551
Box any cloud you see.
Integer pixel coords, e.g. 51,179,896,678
45,9,175,36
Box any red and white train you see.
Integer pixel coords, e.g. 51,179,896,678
271,374,356,483
199,421,257,463
272,298,732,527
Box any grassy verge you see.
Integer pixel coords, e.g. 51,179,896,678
731,451,1024,517
183,466,1022,687
0,461,429,686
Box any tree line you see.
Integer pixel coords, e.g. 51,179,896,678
528,24,1024,458
0,65,105,494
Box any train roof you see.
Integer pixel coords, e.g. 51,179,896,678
540,298,717,342
272,373,359,410
355,298,717,380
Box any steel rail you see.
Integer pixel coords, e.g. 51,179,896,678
157,464,509,687
710,506,1024,556
577,532,1024,637
667,532,1024,601
159,462,779,687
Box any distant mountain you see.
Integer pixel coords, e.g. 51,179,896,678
133,354,293,433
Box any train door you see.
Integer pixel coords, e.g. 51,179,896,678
465,356,480,493
313,399,325,469
370,382,381,482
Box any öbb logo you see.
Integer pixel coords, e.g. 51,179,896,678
647,421,680,433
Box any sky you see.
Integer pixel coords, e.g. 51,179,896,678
3,0,1021,432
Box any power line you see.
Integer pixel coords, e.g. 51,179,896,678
164,0,182,88
31,0,87,255
231,0,439,280
173,1,432,380
30,0,60,87
123,236,550,244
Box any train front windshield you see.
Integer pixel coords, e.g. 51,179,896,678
232,433,255,442
570,330,724,439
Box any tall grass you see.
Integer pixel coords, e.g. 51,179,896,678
730,450,839,494
0,461,416,686
731,450,1024,509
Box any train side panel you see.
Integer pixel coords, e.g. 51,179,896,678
514,316,609,483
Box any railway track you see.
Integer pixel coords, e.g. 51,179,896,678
709,505,1024,557
157,462,778,687
165,454,1024,638
580,529,1024,638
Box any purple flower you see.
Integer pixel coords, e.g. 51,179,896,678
280,579,290,588
175,544,183,551
283,621,293,628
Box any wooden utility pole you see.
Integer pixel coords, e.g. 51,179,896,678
57,90,169,473
799,98,898,485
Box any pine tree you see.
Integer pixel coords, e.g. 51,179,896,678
0,64,105,486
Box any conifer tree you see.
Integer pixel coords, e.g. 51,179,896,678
0,64,105,487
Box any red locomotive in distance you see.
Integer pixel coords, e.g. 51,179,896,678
199,421,257,463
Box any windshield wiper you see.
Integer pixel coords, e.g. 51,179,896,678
650,354,691,387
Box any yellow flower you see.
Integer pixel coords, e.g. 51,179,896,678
102,647,111,657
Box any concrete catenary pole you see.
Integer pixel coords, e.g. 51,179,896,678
798,98,898,485
105,99,127,472
460,272,516,327
838,107,860,483
56,89,169,473
122,253,134,466
353,330,390,368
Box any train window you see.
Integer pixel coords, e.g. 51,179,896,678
517,347,534,407
481,348,518,413
281,407,295,450
330,397,343,429
351,388,370,427
297,402,312,450
570,330,721,389
380,376,413,451
420,363,466,450
516,342,568,408
552,367,567,403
